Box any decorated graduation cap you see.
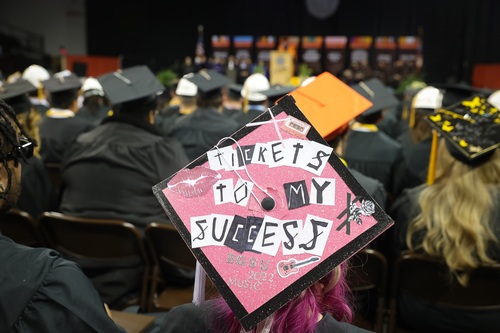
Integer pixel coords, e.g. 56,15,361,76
81,77,105,98
152,95,394,331
408,86,443,128
241,73,271,102
42,72,81,94
97,65,164,105
351,77,400,116
425,94,500,184
487,90,500,109
184,69,232,100
0,79,37,114
262,84,296,105
175,77,198,97
22,64,50,89
289,71,373,140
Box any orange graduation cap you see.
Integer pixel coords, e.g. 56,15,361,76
289,72,373,140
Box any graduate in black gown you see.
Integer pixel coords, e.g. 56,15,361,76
232,72,271,127
392,86,443,198
59,65,191,308
0,78,54,218
0,99,125,333
389,95,500,332
343,78,403,202
21,64,51,115
156,76,198,137
76,76,111,126
221,82,243,118
39,71,95,163
168,69,241,162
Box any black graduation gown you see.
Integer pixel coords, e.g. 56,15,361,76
58,116,190,308
349,167,388,211
0,235,126,333
232,105,266,128
377,107,407,140
221,105,244,120
392,132,432,198
39,111,95,163
155,104,183,137
169,106,241,162
159,301,374,333
59,116,190,230
343,127,403,197
76,104,111,126
18,156,55,218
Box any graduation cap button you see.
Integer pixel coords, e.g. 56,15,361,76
261,197,275,211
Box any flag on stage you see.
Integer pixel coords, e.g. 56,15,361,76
196,25,205,59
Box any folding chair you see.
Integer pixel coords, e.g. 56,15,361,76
45,162,63,208
144,223,208,312
388,252,500,333
39,211,151,311
0,208,48,247
347,247,388,333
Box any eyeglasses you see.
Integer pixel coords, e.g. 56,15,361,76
6,136,34,161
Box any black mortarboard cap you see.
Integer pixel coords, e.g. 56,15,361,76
0,79,37,101
97,65,165,105
0,79,37,114
185,69,231,99
262,84,296,104
226,82,243,99
433,83,484,109
42,72,82,93
351,78,400,116
425,94,500,164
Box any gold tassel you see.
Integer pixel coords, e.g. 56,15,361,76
242,85,249,114
408,99,417,128
37,85,44,100
426,130,439,185
402,95,411,121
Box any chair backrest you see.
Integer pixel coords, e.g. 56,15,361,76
347,247,388,333
144,223,198,312
145,222,197,273
388,252,500,332
38,211,151,311
0,208,48,247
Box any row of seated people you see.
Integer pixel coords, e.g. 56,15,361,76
9,63,497,227
3,64,500,332
2,208,500,333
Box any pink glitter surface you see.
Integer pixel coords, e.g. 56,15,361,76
162,112,380,313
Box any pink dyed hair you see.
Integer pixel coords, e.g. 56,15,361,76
209,262,354,333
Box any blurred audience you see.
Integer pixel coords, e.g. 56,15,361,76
39,70,95,163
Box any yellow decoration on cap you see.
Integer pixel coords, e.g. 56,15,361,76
426,130,439,185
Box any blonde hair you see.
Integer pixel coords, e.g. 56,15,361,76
16,107,42,158
408,109,433,144
407,139,500,285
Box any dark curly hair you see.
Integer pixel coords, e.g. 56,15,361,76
0,100,32,201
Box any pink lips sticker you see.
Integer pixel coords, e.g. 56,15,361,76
168,166,221,198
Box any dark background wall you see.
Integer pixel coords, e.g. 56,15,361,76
86,0,500,85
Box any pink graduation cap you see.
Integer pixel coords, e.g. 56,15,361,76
152,95,394,331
